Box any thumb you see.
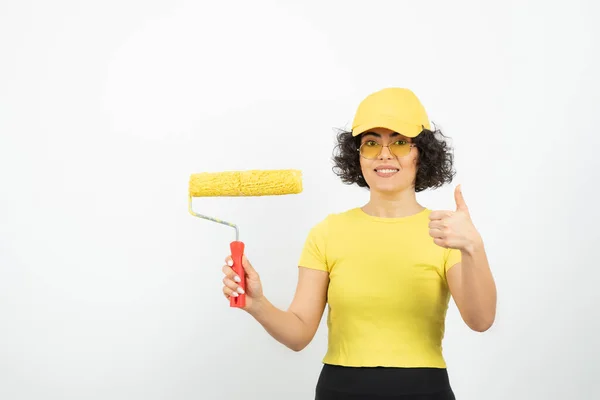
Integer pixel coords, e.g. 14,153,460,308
242,255,259,278
454,184,468,212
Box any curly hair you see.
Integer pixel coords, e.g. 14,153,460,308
331,127,456,192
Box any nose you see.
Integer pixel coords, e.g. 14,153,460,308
378,144,394,160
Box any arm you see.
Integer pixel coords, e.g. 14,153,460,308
429,185,497,332
447,239,497,332
249,267,329,351
221,252,329,352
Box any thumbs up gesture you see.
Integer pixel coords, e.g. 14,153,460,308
428,185,482,252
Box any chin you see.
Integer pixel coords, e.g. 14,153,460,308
367,180,408,194
372,185,404,194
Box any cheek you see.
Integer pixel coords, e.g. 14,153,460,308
400,154,418,172
359,157,370,175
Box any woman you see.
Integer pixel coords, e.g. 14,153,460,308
221,88,497,399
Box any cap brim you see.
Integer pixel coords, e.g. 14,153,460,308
352,117,426,138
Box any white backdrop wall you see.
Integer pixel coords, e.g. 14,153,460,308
1,1,598,399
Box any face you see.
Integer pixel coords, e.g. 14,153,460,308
358,127,418,194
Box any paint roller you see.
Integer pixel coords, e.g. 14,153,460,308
188,169,303,308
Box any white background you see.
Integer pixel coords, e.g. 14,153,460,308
1,1,599,399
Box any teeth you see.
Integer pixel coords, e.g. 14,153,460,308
377,169,398,173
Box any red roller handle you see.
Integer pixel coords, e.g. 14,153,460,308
229,241,246,308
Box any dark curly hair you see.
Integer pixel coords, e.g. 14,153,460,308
331,126,455,192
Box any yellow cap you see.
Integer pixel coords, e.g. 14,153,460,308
351,88,431,137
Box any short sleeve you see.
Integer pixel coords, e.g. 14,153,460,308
297,217,329,272
444,248,462,273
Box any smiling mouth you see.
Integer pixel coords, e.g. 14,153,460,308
374,168,399,177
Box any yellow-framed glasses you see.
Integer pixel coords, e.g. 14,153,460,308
358,139,416,159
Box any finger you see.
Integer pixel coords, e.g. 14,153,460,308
429,210,453,220
222,264,241,283
222,276,245,294
226,254,256,278
429,228,445,238
241,255,259,278
428,220,445,229
223,285,239,298
454,185,468,212
433,237,448,248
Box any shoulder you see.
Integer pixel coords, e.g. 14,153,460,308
301,208,360,244
307,208,360,231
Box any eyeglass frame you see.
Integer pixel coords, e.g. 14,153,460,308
357,140,417,160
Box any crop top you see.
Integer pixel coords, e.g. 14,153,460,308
298,207,461,368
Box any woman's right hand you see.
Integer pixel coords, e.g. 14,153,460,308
222,254,263,312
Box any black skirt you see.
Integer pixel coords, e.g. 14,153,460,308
315,363,456,400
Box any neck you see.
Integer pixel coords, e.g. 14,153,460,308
361,187,424,218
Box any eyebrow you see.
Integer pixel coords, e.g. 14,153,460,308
362,131,409,140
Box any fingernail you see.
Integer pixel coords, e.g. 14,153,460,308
237,287,244,294
231,292,238,297
234,275,241,282
227,259,233,266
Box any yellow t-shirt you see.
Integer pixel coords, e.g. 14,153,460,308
298,207,461,368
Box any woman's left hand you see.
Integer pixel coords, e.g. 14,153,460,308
428,185,482,253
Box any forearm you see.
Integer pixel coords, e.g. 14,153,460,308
247,296,312,351
459,240,497,331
